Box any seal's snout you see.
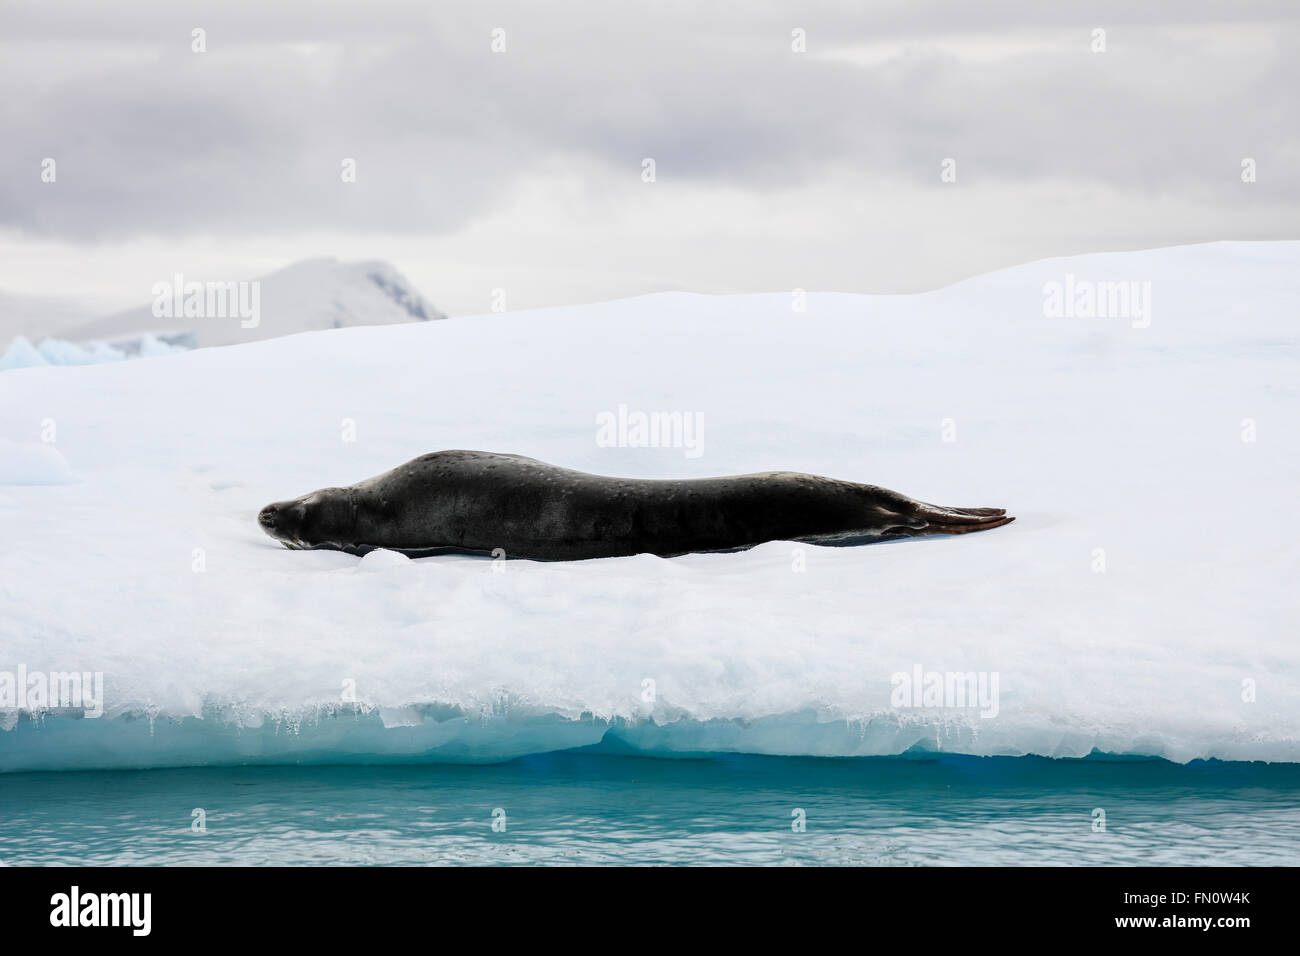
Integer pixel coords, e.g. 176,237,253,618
259,498,313,548
258,503,282,533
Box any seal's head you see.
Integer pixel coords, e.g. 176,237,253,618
258,488,358,550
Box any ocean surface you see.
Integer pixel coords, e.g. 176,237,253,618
2,752,1298,866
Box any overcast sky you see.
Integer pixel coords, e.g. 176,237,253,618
2,0,1297,316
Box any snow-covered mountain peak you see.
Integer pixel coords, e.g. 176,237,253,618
63,257,447,351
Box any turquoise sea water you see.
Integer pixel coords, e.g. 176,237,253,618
2,753,1298,866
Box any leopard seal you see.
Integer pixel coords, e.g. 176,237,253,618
257,450,1013,561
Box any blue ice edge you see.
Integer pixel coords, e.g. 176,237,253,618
2,706,1295,772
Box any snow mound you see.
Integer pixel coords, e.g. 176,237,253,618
0,440,78,485
0,241,1297,771
356,548,412,572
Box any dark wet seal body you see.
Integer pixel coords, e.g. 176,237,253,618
258,450,1014,561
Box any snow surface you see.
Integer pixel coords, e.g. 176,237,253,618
1,241,1297,771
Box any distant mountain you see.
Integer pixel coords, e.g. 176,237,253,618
67,258,446,350
0,290,101,346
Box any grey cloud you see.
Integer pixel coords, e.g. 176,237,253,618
1,0,1298,240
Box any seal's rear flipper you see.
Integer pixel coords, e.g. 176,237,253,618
884,502,1015,538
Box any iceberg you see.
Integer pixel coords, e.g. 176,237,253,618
0,241,1297,772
